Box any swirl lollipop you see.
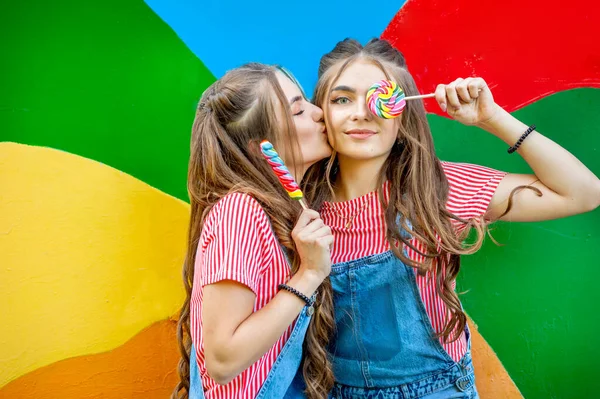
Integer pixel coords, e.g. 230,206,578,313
366,80,436,119
367,80,406,119
260,140,307,209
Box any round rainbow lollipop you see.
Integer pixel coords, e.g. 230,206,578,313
367,80,406,119
366,80,436,119
260,140,307,209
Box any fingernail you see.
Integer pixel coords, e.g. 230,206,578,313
441,103,447,112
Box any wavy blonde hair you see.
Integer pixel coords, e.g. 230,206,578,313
172,63,334,399
304,39,523,343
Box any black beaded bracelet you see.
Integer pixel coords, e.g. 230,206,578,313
508,124,536,154
278,284,315,307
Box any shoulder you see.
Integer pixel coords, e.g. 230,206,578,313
441,161,507,192
210,192,268,219
441,161,505,182
205,192,272,235
440,161,507,217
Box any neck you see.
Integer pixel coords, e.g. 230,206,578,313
288,166,305,185
334,154,387,202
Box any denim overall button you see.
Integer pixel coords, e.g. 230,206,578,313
307,306,314,316
456,377,468,390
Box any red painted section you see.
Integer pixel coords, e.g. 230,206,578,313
382,0,600,116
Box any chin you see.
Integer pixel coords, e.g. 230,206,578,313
342,149,389,161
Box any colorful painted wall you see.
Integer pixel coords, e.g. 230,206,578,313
1,1,598,398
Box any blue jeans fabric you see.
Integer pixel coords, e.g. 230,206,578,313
189,304,314,399
330,352,477,399
327,250,479,399
190,246,479,399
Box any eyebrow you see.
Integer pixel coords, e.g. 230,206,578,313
330,85,356,93
289,96,303,106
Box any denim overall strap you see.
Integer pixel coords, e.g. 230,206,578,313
188,305,313,399
328,250,461,388
189,342,206,399
255,304,313,398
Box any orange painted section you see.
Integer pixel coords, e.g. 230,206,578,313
1,313,520,399
468,318,523,398
0,318,180,399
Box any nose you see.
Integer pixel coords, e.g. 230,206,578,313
310,103,324,122
351,96,372,121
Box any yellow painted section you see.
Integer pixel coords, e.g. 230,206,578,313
0,143,189,387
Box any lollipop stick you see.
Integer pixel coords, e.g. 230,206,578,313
404,93,436,101
299,199,308,210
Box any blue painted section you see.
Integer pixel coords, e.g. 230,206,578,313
143,0,406,97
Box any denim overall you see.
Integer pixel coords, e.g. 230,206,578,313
189,302,313,399
188,227,478,398
328,248,479,399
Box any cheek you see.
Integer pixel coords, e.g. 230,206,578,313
295,119,312,140
328,112,346,136
296,119,323,150
382,119,399,139
326,118,343,147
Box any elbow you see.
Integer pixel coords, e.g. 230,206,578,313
205,352,238,385
580,179,600,213
207,368,236,386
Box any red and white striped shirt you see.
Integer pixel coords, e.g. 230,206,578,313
320,162,507,362
190,192,293,399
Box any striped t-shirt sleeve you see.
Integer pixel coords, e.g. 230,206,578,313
442,161,508,223
200,193,271,294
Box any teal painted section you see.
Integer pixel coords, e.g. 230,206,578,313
430,88,600,399
0,0,215,201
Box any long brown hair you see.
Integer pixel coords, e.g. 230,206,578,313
172,63,334,399
305,38,493,343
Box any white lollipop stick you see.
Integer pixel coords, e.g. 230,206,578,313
404,93,436,101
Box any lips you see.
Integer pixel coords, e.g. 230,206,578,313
345,129,376,139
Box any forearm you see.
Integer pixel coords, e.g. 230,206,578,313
480,107,600,207
207,270,322,384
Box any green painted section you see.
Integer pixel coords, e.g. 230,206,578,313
0,0,215,201
430,88,600,399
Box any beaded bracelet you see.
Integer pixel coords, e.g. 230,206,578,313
278,284,316,308
508,124,536,154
